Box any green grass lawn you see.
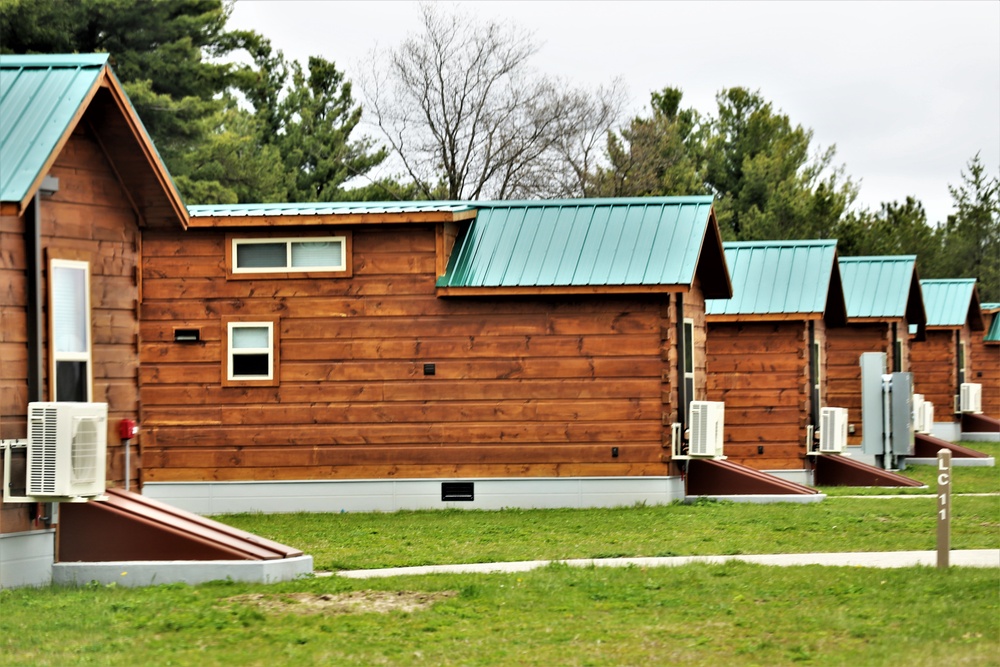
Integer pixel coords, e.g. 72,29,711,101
1,563,995,666
1,443,996,666
214,496,999,571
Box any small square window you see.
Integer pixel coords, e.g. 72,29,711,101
223,319,279,387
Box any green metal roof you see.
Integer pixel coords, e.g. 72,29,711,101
437,196,718,290
705,240,839,316
839,255,925,323
920,279,981,327
188,201,476,217
981,302,1000,313
985,311,1000,342
0,54,109,203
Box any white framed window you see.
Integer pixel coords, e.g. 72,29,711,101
683,317,695,424
232,237,346,274
224,319,279,386
49,259,93,402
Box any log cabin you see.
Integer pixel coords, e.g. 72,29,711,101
138,196,733,513
910,279,984,441
970,302,999,420
704,240,847,479
828,256,926,446
0,54,189,586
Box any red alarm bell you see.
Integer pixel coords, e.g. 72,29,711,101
118,418,138,439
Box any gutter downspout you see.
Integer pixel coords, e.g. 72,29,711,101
676,293,686,433
808,320,818,428
25,193,43,403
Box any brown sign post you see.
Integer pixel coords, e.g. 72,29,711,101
936,449,952,569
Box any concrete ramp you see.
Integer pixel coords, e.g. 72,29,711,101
813,454,923,487
57,488,302,562
686,458,820,496
914,433,992,459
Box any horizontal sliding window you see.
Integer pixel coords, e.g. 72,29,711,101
232,237,346,274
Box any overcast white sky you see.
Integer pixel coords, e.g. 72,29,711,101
228,0,1000,225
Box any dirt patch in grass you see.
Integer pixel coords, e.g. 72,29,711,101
225,590,457,615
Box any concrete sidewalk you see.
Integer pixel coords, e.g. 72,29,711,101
332,549,1000,579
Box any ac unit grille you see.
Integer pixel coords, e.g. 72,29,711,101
819,407,848,453
26,402,107,499
71,417,100,484
960,383,982,414
689,401,724,457
28,406,59,495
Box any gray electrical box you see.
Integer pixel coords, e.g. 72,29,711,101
890,372,914,456
860,353,914,468
860,353,886,457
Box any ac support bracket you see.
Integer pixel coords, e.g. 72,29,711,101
2,439,33,504
1,438,105,504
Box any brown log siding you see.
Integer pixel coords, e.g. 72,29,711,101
1,125,142,533
971,312,1000,418
706,321,823,469
910,326,972,422
139,225,698,482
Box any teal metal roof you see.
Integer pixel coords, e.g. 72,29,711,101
982,302,1000,313
920,279,980,327
986,311,1000,342
705,240,839,316
0,54,109,203
839,255,922,319
188,201,476,217
437,196,717,290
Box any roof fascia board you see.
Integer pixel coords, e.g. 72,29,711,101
97,66,189,229
187,209,478,228
968,285,985,331
906,268,927,326
437,284,690,297
706,312,824,323
695,207,733,299
823,251,848,327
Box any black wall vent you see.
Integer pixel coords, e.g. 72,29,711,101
441,481,474,502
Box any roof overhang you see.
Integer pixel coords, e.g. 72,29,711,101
968,285,985,331
186,208,477,228
438,284,692,297
822,252,848,328
706,312,825,323
4,58,187,229
695,207,733,300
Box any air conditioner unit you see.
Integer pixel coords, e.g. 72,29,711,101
960,383,982,414
27,402,108,499
920,401,934,434
688,401,724,457
819,407,848,453
912,394,925,433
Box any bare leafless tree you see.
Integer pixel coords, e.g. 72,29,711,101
361,4,625,200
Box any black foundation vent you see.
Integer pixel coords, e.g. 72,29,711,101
441,481,474,502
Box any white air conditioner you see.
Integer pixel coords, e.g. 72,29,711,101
960,383,983,414
819,407,848,453
919,401,934,434
27,402,108,499
688,401,724,457
912,394,925,433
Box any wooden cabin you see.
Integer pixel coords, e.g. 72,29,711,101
910,279,985,441
137,196,732,512
0,54,188,586
827,256,926,446
971,303,999,419
704,240,847,474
